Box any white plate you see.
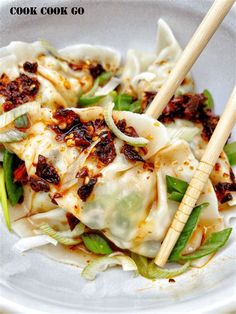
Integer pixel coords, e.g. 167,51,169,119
0,0,236,313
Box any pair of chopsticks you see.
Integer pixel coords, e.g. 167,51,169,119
144,0,236,267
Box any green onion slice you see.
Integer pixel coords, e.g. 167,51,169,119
39,222,84,246
0,129,27,143
104,101,149,147
169,203,209,262
0,102,40,129
131,253,190,279
3,150,23,206
224,141,236,166
203,89,214,108
181,228,232,260
0,167,11,231
81,233,113,255
14,114,29,129
81,254,137,280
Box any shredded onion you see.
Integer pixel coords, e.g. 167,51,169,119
13,235,57,253
81,254,137,280
0,102,40,129
167,126,200,142
148,261,190,279
39,223,84,246
40,40,71,63
0,151,3,162
95,77,121,96
0,129,27,143
131,72,156,88
61,138,100,190
104,101,149,147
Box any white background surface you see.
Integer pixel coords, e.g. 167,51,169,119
0,0,236,313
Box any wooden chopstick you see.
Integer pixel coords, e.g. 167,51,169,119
145,0,235,119
155,86,236,267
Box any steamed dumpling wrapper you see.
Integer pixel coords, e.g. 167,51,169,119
0,41,120,111
0,18,192,115
121,19,194,98
166,118,236,207
5,106,222,261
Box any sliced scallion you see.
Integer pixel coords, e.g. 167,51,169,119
0,129,27,143
181,228,232,260
81,233,113,255
224,141,236,166
0,101,40,129
14,114,29,129
169,203,209,262
3,150,23,206
0,167,11,231
203,89,214,109
104,101,148,147
81,255,137,280
114,93,142,113
39,222,84,246
78,72,113,107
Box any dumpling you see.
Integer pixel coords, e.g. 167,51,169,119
4,106,222,259
0,41,120,112
59,44,121,73
166,118,236,207
121,19,194,98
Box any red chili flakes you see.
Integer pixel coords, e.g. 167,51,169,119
0,73,10,87
23,61,38,73
202,116,219,142
116,119,139,137
121,144,144,162
50,192,62,205
143,162,154,171
93,119,107,133
53,192,62,199
29,176,50,192
66,212,80,231
76,166,89,178
77,177,98,201
141,91,156,112
94,131,117,165
0,73,40,112
69,61,86,71
71,126,92,148
168,278,175,283
53,109,81,132
13,162,28,184
214,182,236,204
230,168,235,182
69,61,104,79
159,93,219,141
88,63,105,79
52,109,95,149
35,155,60,184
